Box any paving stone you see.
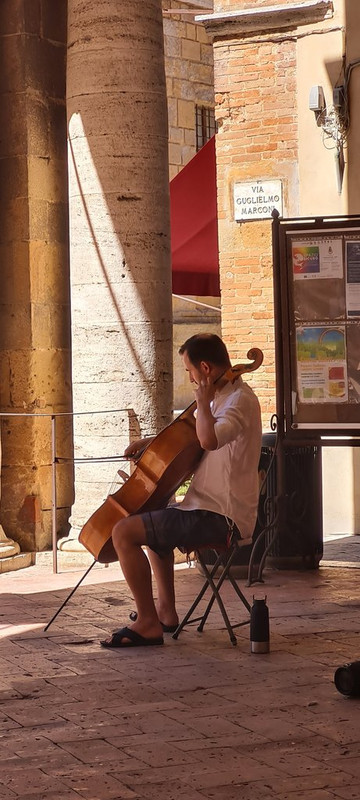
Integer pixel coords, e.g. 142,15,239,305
329,755,360,779
5,732,72,757
183,761,284,790
200,785,276,800
172,731,271,751
60,769,137,798
59,737,145,767
333,786,360,799
19,791,81,800
109,709,200,740
1,766,71,796
0,784,16,799
128,778,206,800
259,767,355,794
303,715,360,745
162,711,265,738
122,739,198,767
0,713,21,731
113,764,197,785
275,791,339,800
33,722,94,743
4,704,69,728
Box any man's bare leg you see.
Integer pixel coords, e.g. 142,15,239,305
109,515,163,641
146,549,179,629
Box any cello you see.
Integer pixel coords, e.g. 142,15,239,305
79,347,263,564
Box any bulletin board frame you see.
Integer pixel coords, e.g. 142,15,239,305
272,212,360,443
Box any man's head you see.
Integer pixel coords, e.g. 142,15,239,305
179,333,231,385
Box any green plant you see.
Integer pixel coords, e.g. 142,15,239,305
175,479,191,497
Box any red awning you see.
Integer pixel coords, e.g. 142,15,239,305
170,136,220,297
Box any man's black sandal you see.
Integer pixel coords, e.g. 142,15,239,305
129,611,178,633
101,626,164,648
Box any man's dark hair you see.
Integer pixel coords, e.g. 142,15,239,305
179,333,231,368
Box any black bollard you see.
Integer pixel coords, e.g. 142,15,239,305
250,596,270,654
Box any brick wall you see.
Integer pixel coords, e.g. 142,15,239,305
214,28,299,424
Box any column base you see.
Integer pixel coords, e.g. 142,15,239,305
0,552,34,573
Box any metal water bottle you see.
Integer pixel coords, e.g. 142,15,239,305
250,597,270,653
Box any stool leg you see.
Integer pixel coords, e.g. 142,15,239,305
227,571,251,612
196,551,237,645
173,550,225,639
173,543,251,646
172,568,212,639
195,553,224,631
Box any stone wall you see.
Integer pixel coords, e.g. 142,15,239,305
163,1,215,177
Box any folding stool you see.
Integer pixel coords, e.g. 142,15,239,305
172,530,252,646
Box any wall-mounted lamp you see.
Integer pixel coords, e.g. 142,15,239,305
309,83,347,194
309,85,326,123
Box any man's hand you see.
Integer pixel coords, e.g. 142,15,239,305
193,377,217,450
194,376,215,408
124,436,153,460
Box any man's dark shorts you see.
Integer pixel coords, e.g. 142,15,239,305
140,507,241,557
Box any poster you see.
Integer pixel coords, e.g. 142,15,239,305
296,326,348,403
346,323,360,402
346,240,360,317
280,221,360,431
292,238,343,280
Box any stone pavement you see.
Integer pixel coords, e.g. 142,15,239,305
1,536,360,800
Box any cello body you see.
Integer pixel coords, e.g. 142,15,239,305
79,347,263,563
79,405,202,563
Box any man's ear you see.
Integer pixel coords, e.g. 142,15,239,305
200,360,211,375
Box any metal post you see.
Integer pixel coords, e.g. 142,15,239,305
51,414,58,574
271,210,287,541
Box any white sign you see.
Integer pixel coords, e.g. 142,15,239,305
234,180,283,221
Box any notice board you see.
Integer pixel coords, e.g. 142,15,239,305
273,214,360,438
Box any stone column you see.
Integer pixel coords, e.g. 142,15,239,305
0,0,73,552
67,0,173,535
0,440,20,558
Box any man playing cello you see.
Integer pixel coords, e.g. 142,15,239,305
101,333,262,648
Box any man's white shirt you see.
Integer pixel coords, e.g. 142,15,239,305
177,377,262,539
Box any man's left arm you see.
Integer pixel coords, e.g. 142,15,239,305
213,403,247,448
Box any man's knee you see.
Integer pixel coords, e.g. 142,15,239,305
112,515,146,552
112,518,131,551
